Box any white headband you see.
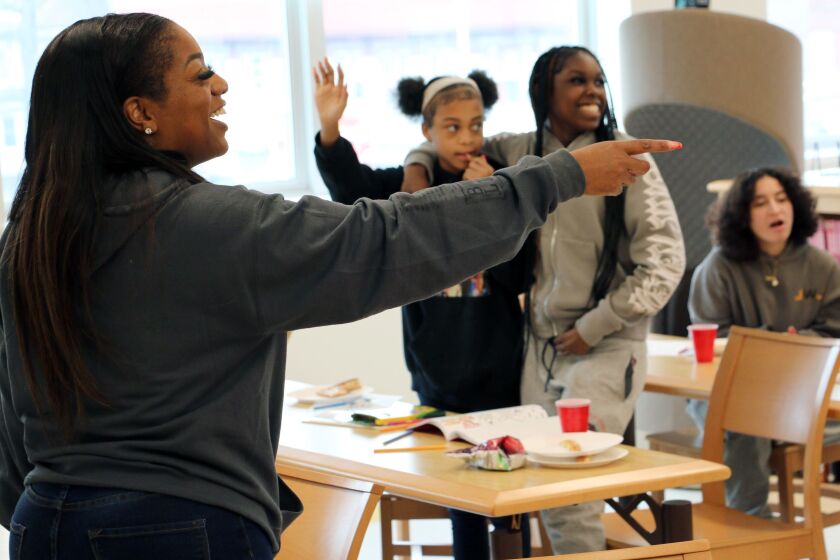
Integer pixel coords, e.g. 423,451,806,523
421,77,481,112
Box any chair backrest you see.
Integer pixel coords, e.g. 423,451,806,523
275,463,383,560
701,327,840,527
521,538,711,559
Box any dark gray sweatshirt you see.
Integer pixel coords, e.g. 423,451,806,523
0,149,583,550
689,244,840,338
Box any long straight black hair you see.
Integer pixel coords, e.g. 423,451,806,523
528,46,625,304
6,13,202,438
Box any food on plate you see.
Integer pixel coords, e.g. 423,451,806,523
575,455,591,463
316,378,362,398
559,439,582,453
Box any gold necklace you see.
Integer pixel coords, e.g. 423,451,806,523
763,258,780,287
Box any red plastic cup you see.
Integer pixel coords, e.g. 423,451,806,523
555,398,590,432
688,324,718,363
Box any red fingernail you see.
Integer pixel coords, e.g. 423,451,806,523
674,142,683,150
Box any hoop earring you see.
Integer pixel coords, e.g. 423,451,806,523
144,127,153,135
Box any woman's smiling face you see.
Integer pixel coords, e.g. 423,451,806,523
548,51,607,146
141,24,230,167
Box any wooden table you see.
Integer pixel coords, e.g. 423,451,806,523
277,381,729,548
646,334,840,419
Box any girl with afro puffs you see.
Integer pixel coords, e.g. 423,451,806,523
312,59,535,559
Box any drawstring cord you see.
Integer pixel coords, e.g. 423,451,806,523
524,290,560,393
540,337,559,392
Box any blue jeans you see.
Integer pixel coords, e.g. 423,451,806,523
10,483,274,560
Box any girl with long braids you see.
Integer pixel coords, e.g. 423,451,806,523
312,59,534,559
403,46,686,553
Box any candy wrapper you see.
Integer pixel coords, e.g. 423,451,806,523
446,436,526,471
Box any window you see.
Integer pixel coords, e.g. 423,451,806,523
320,0,630,173
321,0,580,170
0,0,632,213
0,0,303,214
125,0,300,189
2,116,14,147
768,0,840,174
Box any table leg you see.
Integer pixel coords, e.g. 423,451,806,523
617,415,637,511
661,499,693,543
604,495,694,544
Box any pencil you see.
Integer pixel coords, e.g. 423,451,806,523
312,398,358,410
380,428,415,445
373,444,447,454
378,420,422,433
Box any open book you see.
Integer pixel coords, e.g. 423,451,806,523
307,403,559,445
412,404,554,444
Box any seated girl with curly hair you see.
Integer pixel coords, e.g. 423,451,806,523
688,167,840,517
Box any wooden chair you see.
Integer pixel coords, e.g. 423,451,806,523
769,442,840,524
380,495,453,559
275,463,383,560
647,387,840,525
519,538,711,559
380,494,553,559
604,326,840,560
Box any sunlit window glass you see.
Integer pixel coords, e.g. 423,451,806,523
321,0,580,169
0,0,295,215
768,0,840,174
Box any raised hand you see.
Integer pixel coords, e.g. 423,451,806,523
569,139,682,196
462,154,494,181
312,57,348,147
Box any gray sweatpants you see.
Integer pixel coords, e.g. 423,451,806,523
687,399,840,517
521,334,647,554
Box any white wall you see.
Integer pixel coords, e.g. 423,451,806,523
285,307,418,402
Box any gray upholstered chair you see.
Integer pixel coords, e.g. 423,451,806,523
625,104,794,333
618,9,803,335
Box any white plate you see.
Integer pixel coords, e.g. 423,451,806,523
287,384,373,405
528,446,629,469
522,431,623,460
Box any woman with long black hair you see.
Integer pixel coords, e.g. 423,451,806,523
0,17,676,557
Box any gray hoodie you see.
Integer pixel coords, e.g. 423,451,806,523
689,243,840,337
407,129,686,346
0,149,583,550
